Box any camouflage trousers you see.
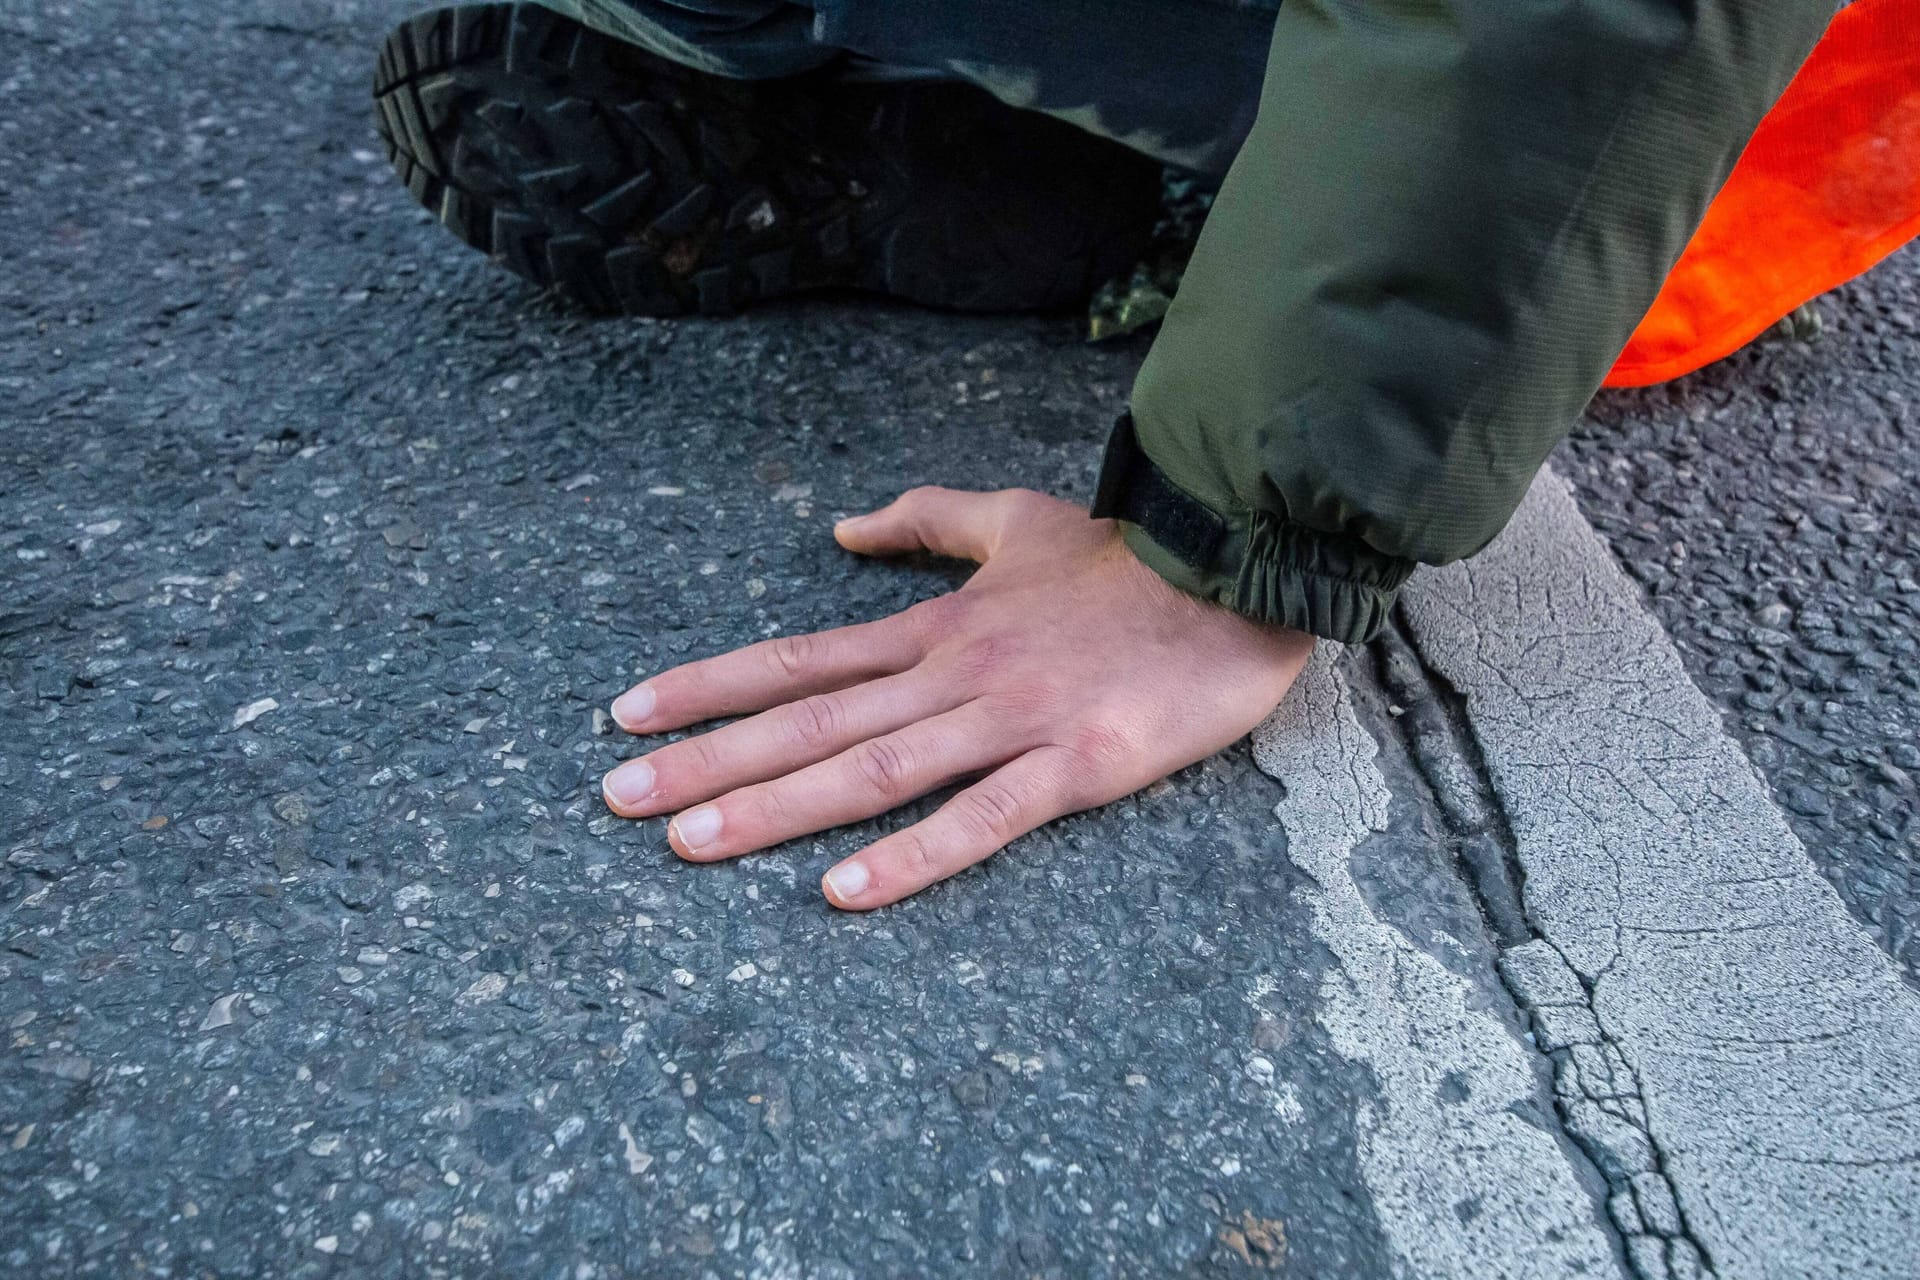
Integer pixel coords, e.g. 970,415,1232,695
534,0,1281,177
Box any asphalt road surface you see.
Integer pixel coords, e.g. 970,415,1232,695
4,3,1916,1277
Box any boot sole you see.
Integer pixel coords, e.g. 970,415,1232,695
372,3,1162,316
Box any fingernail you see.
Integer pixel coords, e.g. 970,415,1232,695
824,860,870,903
835,513,869,531
611,684,655,730
672,805,722,852
603,760,655,809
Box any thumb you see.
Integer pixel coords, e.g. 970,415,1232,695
834,486,1005,563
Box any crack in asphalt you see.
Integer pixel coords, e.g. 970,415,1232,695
1374,619,1716,1280
1389,470,1920,1280
1253,652,1620,1279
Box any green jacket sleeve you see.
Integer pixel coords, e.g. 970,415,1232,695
1095,0,1835,644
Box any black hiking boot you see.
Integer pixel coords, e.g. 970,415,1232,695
372,3,1166,316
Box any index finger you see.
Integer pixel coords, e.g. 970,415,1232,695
613,614,925,733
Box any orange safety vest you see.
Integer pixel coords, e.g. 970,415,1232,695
1605,0,1920,386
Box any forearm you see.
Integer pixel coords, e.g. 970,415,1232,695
1101,0,1835,643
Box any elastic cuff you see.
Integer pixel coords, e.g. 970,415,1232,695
1091,414,1413,644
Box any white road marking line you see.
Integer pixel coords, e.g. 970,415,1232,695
1396,470,1920,1280
1255,650,1620,1280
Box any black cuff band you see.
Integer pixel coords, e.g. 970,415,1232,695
1089,413,1227,568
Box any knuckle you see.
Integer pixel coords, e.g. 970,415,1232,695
785,693,844,751
682,733,727,779
747,783,792,830
1039,743,1100,809
852,736,917,797
1065,721,1139,772
956,782,1026,843
893,829,941,882
902,593,961,639
895,486,944,529
766,631,819,681
949,634,1013,685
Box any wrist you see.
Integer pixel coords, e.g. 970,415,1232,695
1092,413,1412,644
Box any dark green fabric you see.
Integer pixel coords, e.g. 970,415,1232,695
1127,0,1837,644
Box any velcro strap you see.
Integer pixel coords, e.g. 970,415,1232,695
1089,413,1227,567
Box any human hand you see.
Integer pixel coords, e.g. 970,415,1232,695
602,487,1315,909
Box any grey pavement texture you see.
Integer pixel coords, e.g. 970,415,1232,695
3,2,1919,1277
0,4,1399,1275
